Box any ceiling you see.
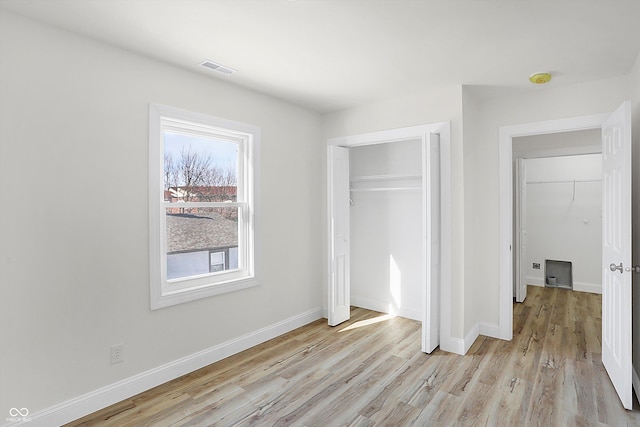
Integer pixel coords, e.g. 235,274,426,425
2,0,640,113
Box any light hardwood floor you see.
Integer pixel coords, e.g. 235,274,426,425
67,286,640,426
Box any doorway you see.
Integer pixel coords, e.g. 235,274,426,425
498,103,633,409
513,129,603,302
497,112,609,340
327,121,451,354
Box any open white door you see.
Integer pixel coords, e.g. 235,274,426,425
328,145,351,326
422,133,440,353
601,101,632,410
515,158,528,303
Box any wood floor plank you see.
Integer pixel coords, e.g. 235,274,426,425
482,374,530,426
396,353,449,410
357,350,428,419
297,354,408,427
270,343,397,426
477,337,515,386
444,336,492,396
65,287,640,427
572,359,598,422
410,390,461,426
369,400,422,426
454,381,494,426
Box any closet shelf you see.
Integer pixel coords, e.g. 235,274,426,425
350,186,422,193
350,173,422,193
350,173,422,183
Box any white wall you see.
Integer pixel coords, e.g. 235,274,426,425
349,140,423,320
0,10,323,418
522,154,602,293
461,87,485,335
513,128,601,156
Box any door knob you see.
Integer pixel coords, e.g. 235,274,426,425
610,262,623,273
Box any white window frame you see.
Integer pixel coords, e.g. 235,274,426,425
149,103,260,309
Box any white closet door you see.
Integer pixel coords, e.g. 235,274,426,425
423,133,440,353
328,146,351,326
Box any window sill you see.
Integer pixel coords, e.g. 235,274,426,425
150,277,259,310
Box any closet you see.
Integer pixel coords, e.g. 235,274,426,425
349,139,423,320
327,122,448,354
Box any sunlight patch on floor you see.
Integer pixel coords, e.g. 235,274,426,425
338,313,396,332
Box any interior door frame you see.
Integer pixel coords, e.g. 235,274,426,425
327,121,451,353
498,113,609,341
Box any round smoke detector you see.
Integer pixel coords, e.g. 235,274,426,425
529,72,552,84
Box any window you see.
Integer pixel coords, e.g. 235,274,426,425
210,251,225,272
149,104,260,309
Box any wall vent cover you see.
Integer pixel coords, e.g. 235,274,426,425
200,60,236,76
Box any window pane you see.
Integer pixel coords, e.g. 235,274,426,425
167,251,209,280
163,131,238,203
210,252,225,272
166,207,239,280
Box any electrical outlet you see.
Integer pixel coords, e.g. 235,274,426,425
110,343,124,365
533,263,541,270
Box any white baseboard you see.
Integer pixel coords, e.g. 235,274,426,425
526,276,601,295
479,322,501,339
463,324,480,354
4,308,323,427
440,323,478,356
526,276,545,287
440,336,465,355
439,322,501,356
351,296,421,321
573,281,602,295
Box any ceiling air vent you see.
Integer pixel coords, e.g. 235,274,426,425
200,60,236,76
